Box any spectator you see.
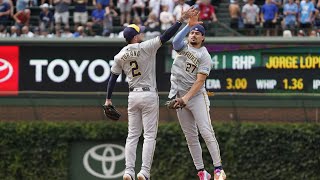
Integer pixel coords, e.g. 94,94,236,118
61,26,73,37
33,26,40,37
161,0,176,13
54,27,62,37
299,0,315,34
282,29,292,36
283,0,298,34
13,8,31,30
242,0,260,36
39,3,54,32
149,0,161,17
118,0,133,25
132,16,142,26
271,0,282,7
73,25,87,37
144,12,161,39
144,12,160,32
173,0,191,21
314,0,320,29
309,29,317,36
91,3,105,35
40,29,55,38
20,25,34,37
132,0,146,18
295,0,300,9
229,0,240,31
196,0,217,35
93,0,112,8
73,0,88,32
4,0,13,17
261,0,278,36
297,29,305,36
16,0,37,12
10,25,18,37
198,0,218,22
0,24,8,37
104,4,118,33
54,0,71,30
0,0,10,26
160,5,175,31
85,22,97,36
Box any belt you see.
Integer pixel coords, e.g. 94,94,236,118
129,87,157,92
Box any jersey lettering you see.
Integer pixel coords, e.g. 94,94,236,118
121,50,140,61
130,60,142,77
177,51,199,65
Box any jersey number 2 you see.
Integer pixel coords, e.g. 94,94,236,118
130,61,141,77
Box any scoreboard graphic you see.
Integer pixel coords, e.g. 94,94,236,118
180,44,320,93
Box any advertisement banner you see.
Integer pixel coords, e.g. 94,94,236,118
0,46,19,95
20,46,124,92
1,42,319,94
70,141,142,180
19,45,167,92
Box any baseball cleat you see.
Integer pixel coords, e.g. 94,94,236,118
123,173,134,180
197,170,211,180
137,172,149,180
214,169,226,180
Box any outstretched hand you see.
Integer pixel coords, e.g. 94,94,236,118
179,6,199,22
188,11,203,27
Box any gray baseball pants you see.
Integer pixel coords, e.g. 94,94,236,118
125,91,159,179
176,92,222,170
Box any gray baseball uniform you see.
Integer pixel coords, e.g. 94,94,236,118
111,36,162,179
169,44,222,170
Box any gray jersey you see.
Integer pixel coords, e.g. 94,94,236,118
111,37,162,89
169,44,212,98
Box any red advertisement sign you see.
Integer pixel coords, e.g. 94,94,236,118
0,46,19,95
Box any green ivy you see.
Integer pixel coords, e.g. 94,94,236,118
0,122,319,180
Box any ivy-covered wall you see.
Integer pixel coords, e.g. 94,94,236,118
0,122,319,180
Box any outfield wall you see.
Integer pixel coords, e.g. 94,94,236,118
1,37,320,122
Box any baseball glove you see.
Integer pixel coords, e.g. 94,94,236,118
165,98,186,109
102,105,121,121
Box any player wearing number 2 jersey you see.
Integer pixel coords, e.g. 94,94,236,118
104,7,198,180
168,15,227,180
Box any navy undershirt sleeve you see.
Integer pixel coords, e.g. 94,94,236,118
106,73,119,99
160,21,183,44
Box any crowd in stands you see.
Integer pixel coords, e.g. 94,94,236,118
229,0,320,36
0,0,319,37
0,0,221,38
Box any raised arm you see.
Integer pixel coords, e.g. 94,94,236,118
172,24,190,51
172,12,203,51
159,6,198,44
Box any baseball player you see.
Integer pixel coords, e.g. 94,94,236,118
104,7,198,180
168,18,227,180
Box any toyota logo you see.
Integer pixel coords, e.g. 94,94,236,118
0,58,14,83
83,144,125,179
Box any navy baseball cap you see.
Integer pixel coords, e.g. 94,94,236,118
190,24,205,36
123,24,146,41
